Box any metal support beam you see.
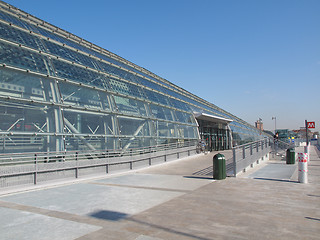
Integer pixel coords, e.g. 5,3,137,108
64,117,96,151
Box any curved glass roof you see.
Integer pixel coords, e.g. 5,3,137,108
0,1,267,153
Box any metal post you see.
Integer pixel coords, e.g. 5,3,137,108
2,135,5,153
232,148,237,177
34,153,37,185
305,120,309,146
272,117,277,134
242,146,245,159
304,144,310,162
75,152,78,178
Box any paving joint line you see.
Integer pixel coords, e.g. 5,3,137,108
0,200,118,227
88,181,192,193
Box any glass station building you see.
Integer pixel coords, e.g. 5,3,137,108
0,1,266,154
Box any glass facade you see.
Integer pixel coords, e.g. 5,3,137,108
0,2,267,154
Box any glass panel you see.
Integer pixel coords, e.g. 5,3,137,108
188,126,198,139
44,40,100,70
58,82,110,110
114,95,147,116
0,41,50,74
174,111,195,124
150,104,174,121
148,121,156,138
142,89,172,106
64,135,100,151
0,134,51,153
117,117,147,136
63,111,113,135
51,58,109,89
0,11,35,31
0,68,53,102
91,51,168,89
177,125,198,139
170,98,190,111
0,22,45,51
138,77,162,92
109,78,143,98
167,123,176,138
63,111,114,151
163,108,174,121
0,99,64,152
176,125,186,138
98,61,140,84
157,121,169,137
143,89,159,103
150,104,165,120
157,121,177,138
35,26,92,55
0,101,47,133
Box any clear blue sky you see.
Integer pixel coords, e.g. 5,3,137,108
5,0,320,132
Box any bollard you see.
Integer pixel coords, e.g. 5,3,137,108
304,145,310,162
298,153,308,184
213,153,226,180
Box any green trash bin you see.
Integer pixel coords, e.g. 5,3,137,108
213,153,226,180
286,148,295,164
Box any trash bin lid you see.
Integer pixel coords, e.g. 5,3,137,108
213,153,225,160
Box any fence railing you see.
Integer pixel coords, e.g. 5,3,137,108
227,138,271,176
0,140,198,188
270,139,295,159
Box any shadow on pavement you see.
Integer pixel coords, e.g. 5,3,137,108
90,210,128,221
305,217,320,222
183,176,213,180
253,177,299,183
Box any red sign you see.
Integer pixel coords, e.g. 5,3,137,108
307,122,315,128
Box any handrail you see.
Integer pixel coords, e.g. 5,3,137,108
0,139,198,187
0,140,198,166
229,138,271,176
272,139,295,149
232,138,271,150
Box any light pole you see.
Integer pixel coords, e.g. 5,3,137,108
272,116,277,156
259,118,262,135
272,117,277,134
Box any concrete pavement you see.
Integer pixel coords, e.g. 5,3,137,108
0,147,319,239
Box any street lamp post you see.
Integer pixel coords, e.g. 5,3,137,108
259,118,262,135
272,116,277,157
272,117,277,134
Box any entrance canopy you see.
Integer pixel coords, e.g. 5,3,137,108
194,112,233,151
194,113,233,124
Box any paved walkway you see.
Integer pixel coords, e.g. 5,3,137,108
0,147,319,239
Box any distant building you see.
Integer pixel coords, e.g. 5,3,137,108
292,128,313,140
255,119,263,131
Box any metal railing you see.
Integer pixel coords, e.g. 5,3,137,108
228,138,271,176
0,140,198,188
270,139,295,159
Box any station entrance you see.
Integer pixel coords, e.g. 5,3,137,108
195,113,233,151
